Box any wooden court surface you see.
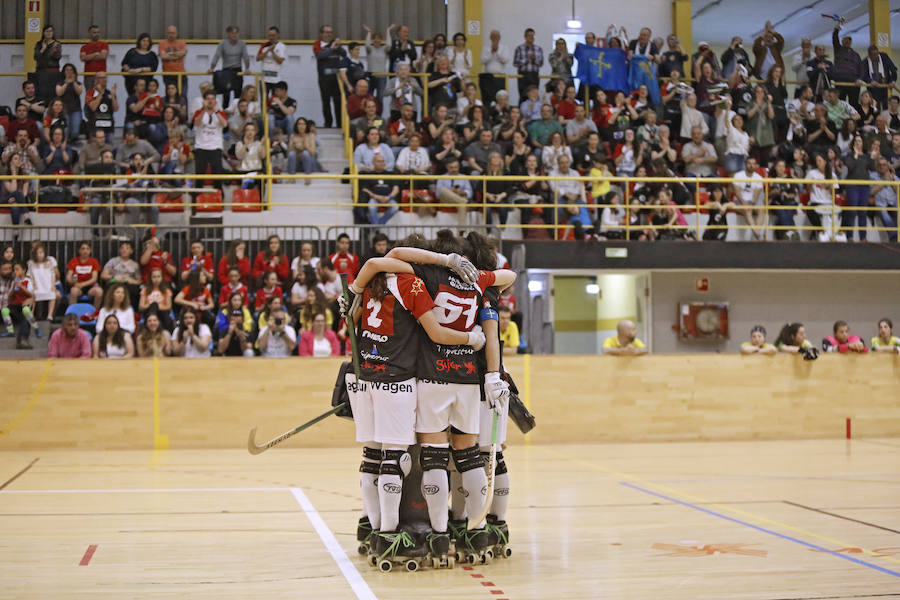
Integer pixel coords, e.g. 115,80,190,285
2,439,899,599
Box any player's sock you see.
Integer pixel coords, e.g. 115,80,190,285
449,465,466,520
420,443,450,533
359,444,382,530
22,305,36,327
378,445,410,533
453,445,487,529
490,451,510,522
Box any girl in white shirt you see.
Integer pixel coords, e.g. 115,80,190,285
724,113,750,174
26,242,59,321
96,283,136,334
444,33,472,77
235,122,266,188
806,153,843,242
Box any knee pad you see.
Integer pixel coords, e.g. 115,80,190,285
379,449,412,479
22,306,32,318
359,446,381,475
481,450,507,475
420,445,450,471
452,445,484,474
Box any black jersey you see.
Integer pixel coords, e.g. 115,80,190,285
358,273,435,383
412,264,497,384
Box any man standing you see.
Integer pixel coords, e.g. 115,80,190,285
387,24,416,72
159,25,188,92
870,156,898,242
208,26,250,110
513,28,544,101
806,45,834,101
80,25,108,91
831,26,863,106
192,90,227,191
257,26,287,95
480,30,510,106
752,21,784,79
47,313,92,358
314,25,346,128
602,320,648,355
862,45,898,109
791,38,813,86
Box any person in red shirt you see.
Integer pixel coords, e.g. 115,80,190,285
346,79,376,120
253,270,283,313
174,269,215,327
80,25,109,90
218,239,251,286
5,262,41,348
48,312,92,358
252,234,290,288
180,240,214,283
7,104,41,145
140,234,177,282
328,232,360,283
218,266,249,307
65,241,103,309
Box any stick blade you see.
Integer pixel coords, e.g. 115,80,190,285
247,427,265,455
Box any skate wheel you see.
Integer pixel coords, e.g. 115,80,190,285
454,551,463,562
378,559,392,573
483,549,494,564
447,555,455,569
466,553,478,565
502,546,512,559
432,557,441,569
367,554,378,567
357,543,368,555
404,559,418,572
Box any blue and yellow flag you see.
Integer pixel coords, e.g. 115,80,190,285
574,44,627,91
628,56,661,104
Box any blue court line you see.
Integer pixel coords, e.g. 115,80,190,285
620,481,900,579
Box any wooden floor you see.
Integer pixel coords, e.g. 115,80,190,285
2,440,900,599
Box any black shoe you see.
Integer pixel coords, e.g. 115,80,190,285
16,341,33,350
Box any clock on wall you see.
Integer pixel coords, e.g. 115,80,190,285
678,302,729,340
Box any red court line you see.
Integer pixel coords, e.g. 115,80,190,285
79,545,97,566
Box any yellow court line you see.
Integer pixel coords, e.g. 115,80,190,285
545,446,900,566
152,358,169,451
522,354,531,446
0,360,51,436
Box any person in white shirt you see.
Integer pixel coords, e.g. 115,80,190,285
682,125,718,177
679,93,708,140
395,133,430,175
172,310,213,358
444,32,473,77
257,308,297,357
192,90,227,189
790,38,812,86
480,30,510,105
257,26,286,91
729,156,766,240
96,283,136,334
724,113,750,174
806,152,843,242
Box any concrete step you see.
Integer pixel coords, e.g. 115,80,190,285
0,320,51,359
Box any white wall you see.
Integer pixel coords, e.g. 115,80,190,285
649,271,900,354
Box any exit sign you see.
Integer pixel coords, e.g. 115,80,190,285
28,0,41,12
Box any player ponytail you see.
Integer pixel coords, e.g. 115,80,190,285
465,231,495,271
368,272,389,300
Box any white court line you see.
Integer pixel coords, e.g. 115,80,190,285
0,487,287,494
290,487,377,600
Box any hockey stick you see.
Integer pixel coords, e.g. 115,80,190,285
247,402,348,455
340,273,362,380
467,409,499,530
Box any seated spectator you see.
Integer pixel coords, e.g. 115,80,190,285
565,105,597,154
363,233,391,263
395,132,431,177
490,90,512,124
257,307,297,357
483,151,511,227
252,234,290,288
464,128,502,175
162,82,188,123
116,127,160,168
121,153,159,227
66,241,104,309
505,129,532,175
101,241,142,308
291,241,321,277
497,105,528,149
93,314,135,358
225,84,260,118
823,320,868,353
267,81,297,135
613,130,646,178
257,294,286,331
328,235,360,282
305,280,336,330
47,313,92,358
498,305,519,355
741,325,776,355
509,153,551,225
139,79,167,148
769,159,800,240
218,266,249,307
234,122,267,189
298,311,341,356
172,309,212,358
682,125,717,177
41,99,69,145
463,106,493,148
430,127,462,173
96,283,136,334
527,104,565,158
352,99,387,146
227,98,255,140
217,308,255,357
346,79,376,120
138,267,174,330
597,189,626,240
361,154,399,226
289,264,317,314
175,269,215,327
136,311,173,357
16,81,46,123
426,104,455,146
253,270,283,313
124,78,149,134
870,156,898,242
555,84,580,123
160,126,190,176
384,62,423,121
434,158,473,227
76,129,112,173
553,154,590,234
871,318,900,353
541,131,572,173
588,154,613,202
3,128,41,177
288,117,323,183
1,152,35,227
6,104,41,146
602,320,648,355
729,156,765,240
354,127,395,172
805,104,837,156
519,85,542,123
216,291,253,337
388,103,421,157
456,82,482,125
218,239,251,286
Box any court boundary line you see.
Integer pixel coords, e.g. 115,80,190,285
0,487,287,494
289,487,377,600
783,501,900,535
621,481,900,580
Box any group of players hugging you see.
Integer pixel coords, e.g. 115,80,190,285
335,230,532,572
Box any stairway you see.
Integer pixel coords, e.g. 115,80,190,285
0,320,51,359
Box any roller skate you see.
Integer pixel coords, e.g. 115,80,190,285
373,529,427,572
425,530,454,569
449,518,492,565
357,516,376,556
485,515,511,559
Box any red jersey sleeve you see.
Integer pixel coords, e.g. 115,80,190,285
475,270,497,294
395,274,435,319
216,257,230,285
251,252,267,279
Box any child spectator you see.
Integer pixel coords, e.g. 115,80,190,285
774,322,816,357
138,268,174,330
96,283,136,334
291,241,320,280
93,314,135,358
180,240,214,283
253,271,283,313
598,190,626,240
174,270,215,327
136,312,173,357
101,241,142,308
871,318,900,353
218,239,251,286
66,241,103,309
741,325,776,355
27,242,60,322
4,261,41,349
217,309,255,357
257,307,297,357
823,321,868,353
252,234,290,288
47,313,92,358
172,309,213,358
139,234,177,282
218,266,249,307
298,312,341,356
289,265,317,314
329,233,360,281
216,292,254,338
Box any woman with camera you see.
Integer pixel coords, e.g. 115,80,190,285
256,307,296,357
172,309,212,358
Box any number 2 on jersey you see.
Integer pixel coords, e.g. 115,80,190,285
366,298,383,329
433,291,478,330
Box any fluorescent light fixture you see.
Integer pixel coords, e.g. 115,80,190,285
585,284,600,295
528,280,544,293
566,19,582,30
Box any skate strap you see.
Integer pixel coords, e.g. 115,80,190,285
359,460,380,475
487,522,508,545
362,446,382,461
378,531,416,561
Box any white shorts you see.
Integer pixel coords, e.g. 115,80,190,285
478,398,509,447
415,379,480,435
346,374,417,446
